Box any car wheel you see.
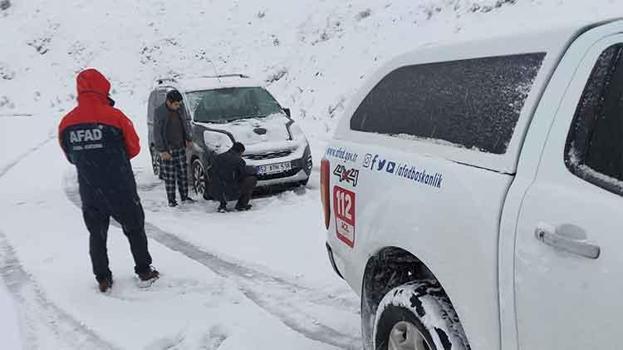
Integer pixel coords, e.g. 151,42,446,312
374,281,470,350
191,159,207,197
151,149,161,178
298,178,309,187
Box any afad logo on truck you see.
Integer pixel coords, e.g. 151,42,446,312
363,153,443,189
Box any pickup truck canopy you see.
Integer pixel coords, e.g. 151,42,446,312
336,19,622,174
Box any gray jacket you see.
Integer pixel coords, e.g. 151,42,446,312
153,104,192,152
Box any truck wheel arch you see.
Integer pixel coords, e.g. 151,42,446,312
361,247,463,349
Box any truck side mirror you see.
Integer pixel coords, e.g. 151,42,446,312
284,108,291,118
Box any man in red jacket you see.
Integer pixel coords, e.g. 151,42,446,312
59,68,158,293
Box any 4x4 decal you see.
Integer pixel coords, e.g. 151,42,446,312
333,164,359,187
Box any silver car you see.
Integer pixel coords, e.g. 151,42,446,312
147,74,312,197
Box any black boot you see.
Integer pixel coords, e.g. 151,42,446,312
97,275,113,293
137,267,160,282
181,197,195,204
235,203,252,211
217,201,228,213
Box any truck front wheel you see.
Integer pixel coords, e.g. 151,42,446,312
374,281,469,350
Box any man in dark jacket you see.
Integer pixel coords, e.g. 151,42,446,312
153,90,194,207
208,142,258,212
59,68,159,293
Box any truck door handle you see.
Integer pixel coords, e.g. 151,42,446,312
535,227,600,259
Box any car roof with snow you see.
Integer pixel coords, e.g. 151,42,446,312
154,74,263,93
336,18,623,174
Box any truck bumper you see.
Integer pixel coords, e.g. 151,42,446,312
326,242,344,280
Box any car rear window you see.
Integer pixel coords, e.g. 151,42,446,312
350,53,546,154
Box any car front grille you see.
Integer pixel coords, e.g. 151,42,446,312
245,150,293,160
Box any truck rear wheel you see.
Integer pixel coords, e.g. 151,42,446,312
374,281,469,350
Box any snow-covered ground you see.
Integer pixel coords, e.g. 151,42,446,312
2,0,623,349
0,279,22,350
1,114,358,349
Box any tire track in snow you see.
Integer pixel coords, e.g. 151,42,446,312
63,177,361,349
0,231,121,350
0,134,56,179
144,223,360,349
0,136,120,348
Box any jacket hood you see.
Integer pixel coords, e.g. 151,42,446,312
76,68,111,98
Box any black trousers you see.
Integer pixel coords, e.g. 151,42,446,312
219,176,257,207
82,199,152,282
238,176,258,206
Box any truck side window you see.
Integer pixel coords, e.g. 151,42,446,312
350,53,545,154
565,44,623,195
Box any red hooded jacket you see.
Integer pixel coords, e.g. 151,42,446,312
58,69,142,206
59,69,140,160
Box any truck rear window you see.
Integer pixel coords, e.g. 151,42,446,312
350,53,546,154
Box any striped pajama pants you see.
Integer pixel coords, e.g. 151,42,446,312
161,148,188,202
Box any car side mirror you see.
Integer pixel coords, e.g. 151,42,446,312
284,108,291,118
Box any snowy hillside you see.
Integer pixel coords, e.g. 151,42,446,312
1,0,623,349
1,0,621,139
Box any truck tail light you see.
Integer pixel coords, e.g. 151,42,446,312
320,158,331,229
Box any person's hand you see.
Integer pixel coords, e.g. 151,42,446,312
186,140,193,148
160,151,172,161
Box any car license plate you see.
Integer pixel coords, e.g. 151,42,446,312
257,161,292,175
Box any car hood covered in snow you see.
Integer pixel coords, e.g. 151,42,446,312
196,113,306,154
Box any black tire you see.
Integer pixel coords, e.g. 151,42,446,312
191,158,207,197
151,149,162,178
374,281,470,350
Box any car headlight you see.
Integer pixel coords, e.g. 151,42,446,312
289,123,306,141
203,131,233,154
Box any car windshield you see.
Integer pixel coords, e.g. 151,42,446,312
187,87,283,123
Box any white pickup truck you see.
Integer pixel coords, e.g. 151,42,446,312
322,19,623,350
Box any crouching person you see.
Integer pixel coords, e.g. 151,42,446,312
208,142,257,212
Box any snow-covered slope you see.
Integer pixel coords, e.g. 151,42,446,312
1,0,622,141
2,1,623,349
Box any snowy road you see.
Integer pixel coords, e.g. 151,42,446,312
63,174,361,349
0,233,119,350
0,115,360,349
